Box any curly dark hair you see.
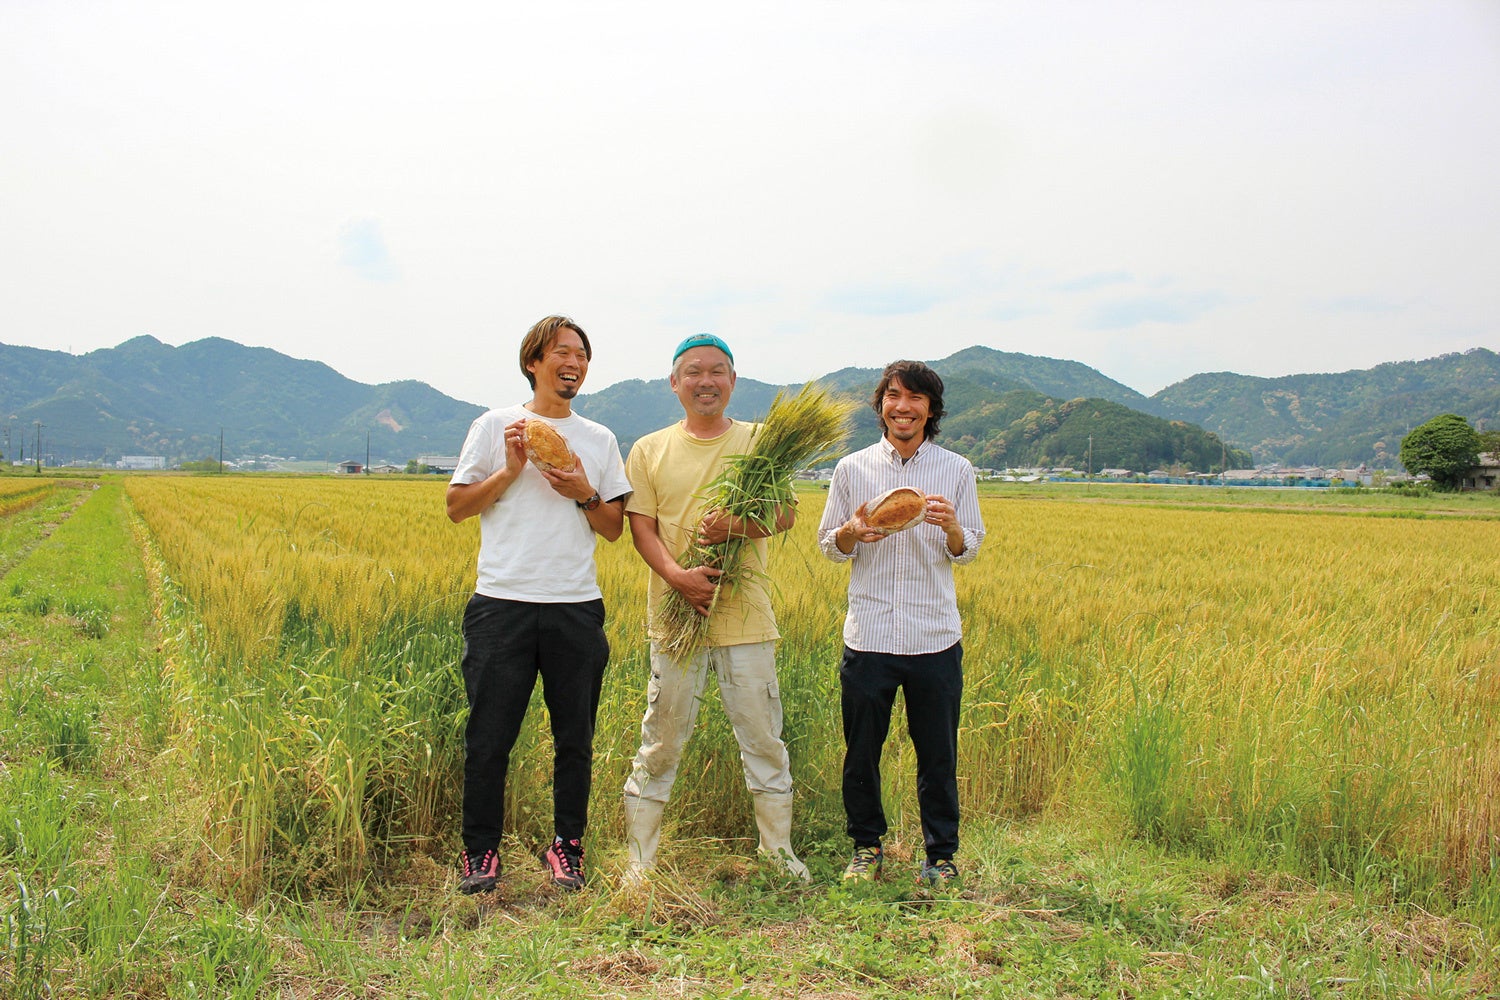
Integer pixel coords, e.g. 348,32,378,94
871,360,945,440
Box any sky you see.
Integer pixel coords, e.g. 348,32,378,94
3,1,1498,408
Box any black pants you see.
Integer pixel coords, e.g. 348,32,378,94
460,594,608,852
841,643,963,861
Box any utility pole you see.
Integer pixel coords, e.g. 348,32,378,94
35,421,43,473
1087,434,1093,481
219,428,224,474
366,430,371,474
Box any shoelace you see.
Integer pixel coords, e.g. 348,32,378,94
556,839,584,876
465,849,496,877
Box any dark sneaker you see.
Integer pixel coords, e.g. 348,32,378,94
540,837,586,891
842,844,883,881
917,858,959,888
458,847,500,895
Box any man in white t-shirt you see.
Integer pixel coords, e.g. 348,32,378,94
446,315,631,895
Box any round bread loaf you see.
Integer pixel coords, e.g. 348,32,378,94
857,486,927,534
523,419,576,473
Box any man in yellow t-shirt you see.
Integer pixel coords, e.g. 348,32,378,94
620,333,809,882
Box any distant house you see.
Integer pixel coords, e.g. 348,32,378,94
118,455,166,470
336,460,364,475
370,463,401,474
1463,453,1500,491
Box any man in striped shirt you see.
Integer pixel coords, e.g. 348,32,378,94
816,360,986,887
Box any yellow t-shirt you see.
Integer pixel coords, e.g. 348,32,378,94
625,420,779,647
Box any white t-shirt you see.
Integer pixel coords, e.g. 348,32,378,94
451,404,631,603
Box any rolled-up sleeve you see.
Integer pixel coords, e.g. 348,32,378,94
946,473,985,565
816,468,857,563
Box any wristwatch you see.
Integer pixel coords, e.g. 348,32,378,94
577,492,602,511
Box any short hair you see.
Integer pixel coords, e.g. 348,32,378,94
519,316,590,389
871,360,945,440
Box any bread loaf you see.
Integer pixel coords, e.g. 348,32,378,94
857,486,926,535
523,420,576,473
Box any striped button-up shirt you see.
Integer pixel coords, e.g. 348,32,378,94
817,436,985,655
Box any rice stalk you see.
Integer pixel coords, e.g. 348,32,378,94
654,382,858,662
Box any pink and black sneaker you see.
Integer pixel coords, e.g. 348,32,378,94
540,837,585,890
458,847,500,895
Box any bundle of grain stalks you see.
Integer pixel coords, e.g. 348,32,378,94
655,382,858,662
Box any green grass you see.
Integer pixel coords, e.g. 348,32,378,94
1,479,1497,996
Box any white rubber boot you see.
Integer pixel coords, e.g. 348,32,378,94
623,793,666,884
753,791,811,882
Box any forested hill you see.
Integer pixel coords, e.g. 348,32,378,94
0,336,485,466
576,354,1241,473
1145,348,1500,466
2,336,1493,470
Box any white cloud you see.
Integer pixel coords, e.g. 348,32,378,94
338,219,398,283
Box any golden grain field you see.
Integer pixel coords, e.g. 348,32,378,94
122,476,1500,899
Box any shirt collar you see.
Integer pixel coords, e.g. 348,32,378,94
878,435,928,464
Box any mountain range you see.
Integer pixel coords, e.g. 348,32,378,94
2,335,1495,472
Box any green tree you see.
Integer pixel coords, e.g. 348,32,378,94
1399,414,1480,490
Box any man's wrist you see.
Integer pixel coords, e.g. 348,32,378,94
577,492,602,511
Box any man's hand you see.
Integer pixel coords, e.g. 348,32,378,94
696,509,737,546
835,511,887,552
540,451,594,503
501,419,531,478
923,494,957,529
923,493,968,555
672,564,723,616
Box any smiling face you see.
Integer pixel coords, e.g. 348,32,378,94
527,327,590,402
670,345,736,421
879,375,931,450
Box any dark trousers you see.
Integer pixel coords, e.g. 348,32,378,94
461,594,608,852
841,643,963,861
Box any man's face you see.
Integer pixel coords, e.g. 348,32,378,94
670,346,736,419
527,328,589,400
880,376,930,445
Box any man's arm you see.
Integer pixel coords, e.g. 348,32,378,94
943,466,986,564
446,467,520,523
584,497,627,542
541,456,625,542
696,503,796,546
446,419,527,523
817,463,878,558
629,511,722,616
